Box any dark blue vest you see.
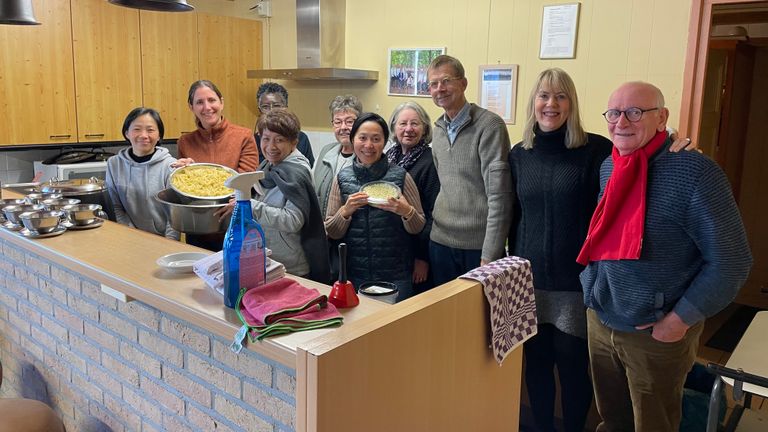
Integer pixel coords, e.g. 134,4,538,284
337,157,413,288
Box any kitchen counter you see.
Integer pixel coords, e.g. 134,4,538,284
0,188,523,431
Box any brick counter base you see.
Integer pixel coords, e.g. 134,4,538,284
0,239,296,432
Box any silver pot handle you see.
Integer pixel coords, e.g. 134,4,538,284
95,210,108,219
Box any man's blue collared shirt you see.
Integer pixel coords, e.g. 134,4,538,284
445,102,471,145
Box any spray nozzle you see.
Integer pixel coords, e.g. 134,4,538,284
225,171,265,201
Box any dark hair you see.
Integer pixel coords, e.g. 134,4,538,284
257,82,289,105
122,107,165,142
256,108,301,142
187,80,223,105
350,112,389,143
427,54,465,79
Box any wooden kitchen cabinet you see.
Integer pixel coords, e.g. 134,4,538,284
0,0,77,145
140,10,199,140
198,14,263,132
71,0,142,142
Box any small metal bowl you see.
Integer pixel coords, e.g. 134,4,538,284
41,198,81,211
2,204,46,225
25,192,63,204
19,210,65,234
61,203,107,226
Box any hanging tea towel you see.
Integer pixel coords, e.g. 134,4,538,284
461,256,537,365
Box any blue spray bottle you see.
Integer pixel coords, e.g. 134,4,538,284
222,171,267,308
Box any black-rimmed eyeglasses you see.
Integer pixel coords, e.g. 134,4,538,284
602,107,659,124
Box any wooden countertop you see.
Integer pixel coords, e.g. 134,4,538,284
0,189,387,367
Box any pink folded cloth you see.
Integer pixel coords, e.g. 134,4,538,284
237,278,343,341
461,256,537,365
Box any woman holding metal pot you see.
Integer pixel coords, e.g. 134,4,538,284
324,112,425,301
106,107,179,240
177,80,259,250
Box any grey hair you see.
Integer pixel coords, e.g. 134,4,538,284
522,68,587,150
328,95,363,119
388,101,433,146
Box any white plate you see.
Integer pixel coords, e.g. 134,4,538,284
156,252,210,274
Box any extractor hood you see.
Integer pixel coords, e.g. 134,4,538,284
247,0,378,81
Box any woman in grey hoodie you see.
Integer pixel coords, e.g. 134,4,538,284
106,107,179,240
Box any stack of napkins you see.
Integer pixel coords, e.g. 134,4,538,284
237,278,343,341
193,250,285,296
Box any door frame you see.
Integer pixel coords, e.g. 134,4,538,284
679,0,759,140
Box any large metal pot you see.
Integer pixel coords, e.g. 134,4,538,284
41,178,116,221
154,188,231,234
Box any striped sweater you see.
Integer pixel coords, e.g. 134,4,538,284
430,104,513,261
580,139,753,331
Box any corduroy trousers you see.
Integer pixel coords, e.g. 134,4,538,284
586,308,703,432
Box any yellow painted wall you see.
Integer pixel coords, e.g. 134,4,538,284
259,0,692,141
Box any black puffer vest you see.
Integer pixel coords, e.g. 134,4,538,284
337,157,413,287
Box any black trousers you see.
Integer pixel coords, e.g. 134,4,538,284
524,323,593,432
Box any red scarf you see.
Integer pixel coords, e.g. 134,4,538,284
576,131,668,265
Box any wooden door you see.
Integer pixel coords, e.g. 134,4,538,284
197,14,263,132
139,10,199,140
71,0,142,142
0,0,77,145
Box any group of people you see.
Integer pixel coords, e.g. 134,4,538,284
104,55,753,431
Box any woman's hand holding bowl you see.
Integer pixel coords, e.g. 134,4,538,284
340,192,369,218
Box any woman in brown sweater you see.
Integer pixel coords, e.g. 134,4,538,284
177,80,259,250
177,80,259,173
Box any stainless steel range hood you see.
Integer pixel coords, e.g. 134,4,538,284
247,0,378,81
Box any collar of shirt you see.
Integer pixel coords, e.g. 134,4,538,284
444,102,471,144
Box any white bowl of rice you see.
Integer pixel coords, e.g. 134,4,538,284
170,163,237,202
361,181,401,206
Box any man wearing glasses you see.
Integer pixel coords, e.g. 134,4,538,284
425,55,513,286
255,82,315,166
577,81,752,431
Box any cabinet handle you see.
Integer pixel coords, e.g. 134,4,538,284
49,134,72,139
84,133,105,139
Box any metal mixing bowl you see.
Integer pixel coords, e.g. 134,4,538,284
154,188,232,234
25,192,63,204
41,198,81,211
19,210,65,234
61,203,106,226
3,204,46,225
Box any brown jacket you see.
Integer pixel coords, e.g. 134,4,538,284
177,117,259,172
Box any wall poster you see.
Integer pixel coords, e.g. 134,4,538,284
478,64,519,124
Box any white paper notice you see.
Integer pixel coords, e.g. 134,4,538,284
539,3,580,59
481,68,515,123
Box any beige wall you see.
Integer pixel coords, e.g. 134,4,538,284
257,0,692,141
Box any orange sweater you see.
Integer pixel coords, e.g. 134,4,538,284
177,117,259,173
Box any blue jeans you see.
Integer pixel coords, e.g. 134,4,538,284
428,240,482,287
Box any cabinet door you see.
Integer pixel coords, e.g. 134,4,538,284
140,10,199,140
72,0,142,142
198,14,263,132
0,0,77,145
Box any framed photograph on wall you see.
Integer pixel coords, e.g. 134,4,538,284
388,47,445,97
539,3,581,59
478,64,519,124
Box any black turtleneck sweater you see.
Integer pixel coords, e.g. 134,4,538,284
508,125,612,293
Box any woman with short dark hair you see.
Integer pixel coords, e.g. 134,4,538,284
324,113,425,301
106,107,179,240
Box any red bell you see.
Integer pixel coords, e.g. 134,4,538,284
329,243,358,308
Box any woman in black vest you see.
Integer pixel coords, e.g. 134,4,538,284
324,113,426,302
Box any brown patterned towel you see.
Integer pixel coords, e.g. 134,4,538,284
461,256,537,365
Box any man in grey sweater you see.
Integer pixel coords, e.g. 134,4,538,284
426,55,513,286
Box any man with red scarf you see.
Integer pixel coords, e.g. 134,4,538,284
577,81,752,431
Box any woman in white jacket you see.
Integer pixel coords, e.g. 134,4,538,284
106,107,179,240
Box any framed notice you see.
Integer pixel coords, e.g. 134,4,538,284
388,47,445,97
478,64,519,124
539,3,580,59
